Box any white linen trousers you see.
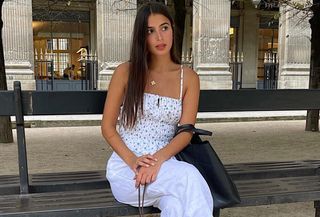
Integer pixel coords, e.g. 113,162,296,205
106,66,214,216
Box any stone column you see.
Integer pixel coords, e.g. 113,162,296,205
278,5,311,89
3,0,35,90
182,7,192,66
193,0,232,89
96,0,136,90
242,1,259,88
90,9,97,55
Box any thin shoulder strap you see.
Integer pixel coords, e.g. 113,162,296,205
179,65,184,100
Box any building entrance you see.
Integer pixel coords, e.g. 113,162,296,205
230,0,279,89
32,0,97,91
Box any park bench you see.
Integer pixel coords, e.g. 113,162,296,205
0,80,320,217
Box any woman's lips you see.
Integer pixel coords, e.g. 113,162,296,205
155,44,166,50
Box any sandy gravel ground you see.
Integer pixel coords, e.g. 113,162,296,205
0,120,319,217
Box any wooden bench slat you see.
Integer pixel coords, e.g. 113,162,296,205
0,176,20,195
31,171,104,180
0,189,160,217
1,160,319,195
28,91,106,115
0,91,14,115
237,176,320,195
238,191,320,207
0,175,19,183
0,175,319,216
32,175,103,182
198,89,320,112
13,89,320,116
0,207,159,217
236,175,320,206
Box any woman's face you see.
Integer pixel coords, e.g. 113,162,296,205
146,13,173,57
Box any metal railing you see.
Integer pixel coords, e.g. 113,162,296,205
34,59,54,91
230,62,243,90
34,50,98,91
79,55,98,90
263,52,278,90
229,52,243,90
181,50,193,68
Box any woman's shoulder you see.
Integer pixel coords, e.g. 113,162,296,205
111,62,130,84
182,65,199,86
114,62,130,77
107,62,130,91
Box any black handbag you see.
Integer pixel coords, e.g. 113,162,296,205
175,124,241,209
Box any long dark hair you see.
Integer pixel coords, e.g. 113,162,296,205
121,2,180,128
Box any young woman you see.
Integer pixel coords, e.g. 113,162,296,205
101,2,213,216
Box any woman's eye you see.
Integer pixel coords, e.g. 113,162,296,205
162,26,169,31
147,29,154,34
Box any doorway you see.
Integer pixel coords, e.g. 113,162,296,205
32,0,97,91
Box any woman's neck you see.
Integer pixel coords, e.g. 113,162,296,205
148,55,176,73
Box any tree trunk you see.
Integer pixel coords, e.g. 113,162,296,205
173,0,186,60
0,0,14,143
306,0,320,132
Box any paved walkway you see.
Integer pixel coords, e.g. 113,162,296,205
0,119,319,217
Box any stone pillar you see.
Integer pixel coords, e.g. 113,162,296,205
2,0,35,90
278,5,311,89
90,9,97,55
182,7,192,66
242,1,259,88
96,0,136,90
193,0,232,89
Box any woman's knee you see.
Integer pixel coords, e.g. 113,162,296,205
157,196,183,217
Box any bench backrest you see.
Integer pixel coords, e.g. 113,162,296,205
1,81,320,195
2,83,320,116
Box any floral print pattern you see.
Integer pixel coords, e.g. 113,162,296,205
118,67,184,156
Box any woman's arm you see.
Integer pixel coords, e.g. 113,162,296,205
101,63,157,172
153,66,200,162
101,63,136,168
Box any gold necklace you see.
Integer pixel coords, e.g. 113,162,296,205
150,80,156,86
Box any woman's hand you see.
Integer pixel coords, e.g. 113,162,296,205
130,154,158,175
134,162,162,188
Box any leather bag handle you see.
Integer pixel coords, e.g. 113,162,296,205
175,124,212,136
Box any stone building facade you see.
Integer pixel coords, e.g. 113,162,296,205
2,0,311,90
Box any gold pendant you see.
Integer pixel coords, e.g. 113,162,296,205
150,80,156,86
